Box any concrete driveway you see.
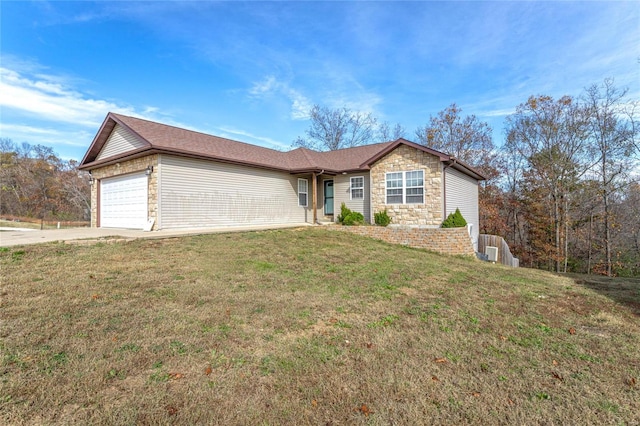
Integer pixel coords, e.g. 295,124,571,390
0,223,311,247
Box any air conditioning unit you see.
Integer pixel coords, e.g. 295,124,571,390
485,246,498,263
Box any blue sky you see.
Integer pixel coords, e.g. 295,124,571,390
1,1,638,161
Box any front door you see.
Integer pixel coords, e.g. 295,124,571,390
324,180,334,215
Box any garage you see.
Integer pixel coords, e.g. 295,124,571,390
100,173,148,229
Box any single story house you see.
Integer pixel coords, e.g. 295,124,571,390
79,113,485,247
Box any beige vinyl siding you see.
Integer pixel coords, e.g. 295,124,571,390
96,124,147,160
334,172,370,223
445,167,479,250
158,155,310,229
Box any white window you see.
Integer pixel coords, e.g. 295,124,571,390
385,172,404,204
385,170,424,204
350,176,364,200
298,178,308,207
405,170,424,204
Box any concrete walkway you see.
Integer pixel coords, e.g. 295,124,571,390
0,223,311,247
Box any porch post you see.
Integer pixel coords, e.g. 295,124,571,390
312,172,317,225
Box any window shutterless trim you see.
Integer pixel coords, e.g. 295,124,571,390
385,170,424,204
405,170,424,204
350,176,364,200
298,178,308,207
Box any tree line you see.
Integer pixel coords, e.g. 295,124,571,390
0,139,90,223
294,79,639,276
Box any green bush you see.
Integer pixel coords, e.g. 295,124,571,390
337,203,349,223
337,203,364,226
374,209,391,226
441,208,467,228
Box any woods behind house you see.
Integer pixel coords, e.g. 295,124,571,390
0,140,90,223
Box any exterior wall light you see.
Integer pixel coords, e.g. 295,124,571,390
145,166,153,176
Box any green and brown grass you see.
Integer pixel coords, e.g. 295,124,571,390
1,228,638,424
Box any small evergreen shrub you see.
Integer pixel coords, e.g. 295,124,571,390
337,203,364,226
374,209,391,226
441,208,467,228
337,202,349,223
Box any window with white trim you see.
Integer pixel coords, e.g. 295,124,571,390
298,178,308,207
350,176,364,200
385,170,424,204
385,172,403,204
405,170,424,204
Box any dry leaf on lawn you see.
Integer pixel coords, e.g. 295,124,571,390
357,404,372,416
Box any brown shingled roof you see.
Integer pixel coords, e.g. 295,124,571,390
80,112,485,180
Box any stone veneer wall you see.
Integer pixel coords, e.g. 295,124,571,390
330,225,476,256
89,155,158,229
370,145,442,225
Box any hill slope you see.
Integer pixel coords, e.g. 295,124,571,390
1,228,638,424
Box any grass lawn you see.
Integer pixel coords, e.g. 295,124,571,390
1,228,638,425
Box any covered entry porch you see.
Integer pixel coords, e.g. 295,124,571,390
295,171,337,224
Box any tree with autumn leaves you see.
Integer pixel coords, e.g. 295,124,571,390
0,139,90,222
414,103,506,242
500,81,638,275
413,80,638,276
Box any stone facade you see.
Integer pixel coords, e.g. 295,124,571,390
370,144,443,225
90,155,158,229
330,225,476,257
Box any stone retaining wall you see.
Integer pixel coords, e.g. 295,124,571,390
329,225,476,256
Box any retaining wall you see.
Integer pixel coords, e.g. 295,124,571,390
329,225,476,256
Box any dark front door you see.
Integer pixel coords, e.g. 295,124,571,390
324,180,334,215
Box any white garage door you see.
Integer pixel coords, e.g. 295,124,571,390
100,173,148,229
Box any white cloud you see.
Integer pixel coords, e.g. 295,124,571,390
249,76,312,120
0,66,141,127
216,126,289,150
326,92,384,117
0,122,94,149
0,61,196,158
248,76,278,97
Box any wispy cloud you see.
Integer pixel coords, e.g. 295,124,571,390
0,122,94,149
0,60,200,156
0,60,200,131
0,66,140,127
248,76,312,120
216,126,288,150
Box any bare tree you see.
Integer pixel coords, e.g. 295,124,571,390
582,79,639,276
415,103,495,173
293,105,378,151
377,121,406,141
504,95,591,272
